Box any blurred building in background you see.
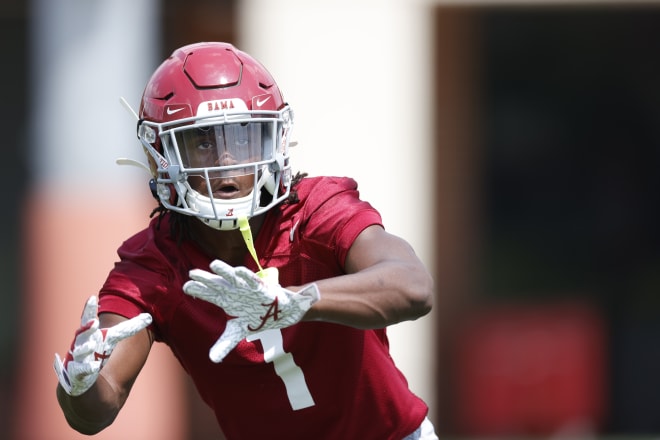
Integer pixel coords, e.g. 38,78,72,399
1,0,659,438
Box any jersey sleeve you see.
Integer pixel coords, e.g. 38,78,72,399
298,176,383,267
97,218,186,342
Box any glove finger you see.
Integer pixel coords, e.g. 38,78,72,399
71,338,99,360
184,277,221,296
67,359,101,379
80,296,99,326
182,280,204,297
103,313,153,348
188,268,228,286
71,319,101,361
297,283,321,307
233,266,263,290
188,269,242,297
53,353,72,394
183,280,230,307
73,317,100,346
209,318,248,363
209,259,234,277
208,260,249,289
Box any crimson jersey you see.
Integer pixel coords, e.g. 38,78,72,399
99,176,428,439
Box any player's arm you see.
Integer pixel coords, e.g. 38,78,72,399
55,311,153,435
301,224,434,329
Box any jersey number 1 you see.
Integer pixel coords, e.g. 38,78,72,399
247,329,315,410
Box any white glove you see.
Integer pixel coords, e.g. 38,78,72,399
54,296,152,396
183,260,320,363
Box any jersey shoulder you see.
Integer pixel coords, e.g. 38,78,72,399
285,176,367,220
292,176,359,204
269,176,382,269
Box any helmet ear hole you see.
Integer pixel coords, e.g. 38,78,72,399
149,179,159,201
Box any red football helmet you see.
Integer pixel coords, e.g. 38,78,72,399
138,42,293,230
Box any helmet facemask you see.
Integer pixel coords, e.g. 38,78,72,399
139,105,293,230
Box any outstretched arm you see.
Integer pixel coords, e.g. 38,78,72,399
302,225,434,329
56,309,153,435
182,225,433,363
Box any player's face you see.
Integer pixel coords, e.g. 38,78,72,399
187,169,255,200
177,124,263,199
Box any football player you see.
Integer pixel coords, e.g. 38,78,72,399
54,42,437,440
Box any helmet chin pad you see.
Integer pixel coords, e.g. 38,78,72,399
184,167,279,231
197,216,240,231
185,189,256,231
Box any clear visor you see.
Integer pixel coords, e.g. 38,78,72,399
171,121,274,178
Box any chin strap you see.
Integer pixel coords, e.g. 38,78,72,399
238,217,278,283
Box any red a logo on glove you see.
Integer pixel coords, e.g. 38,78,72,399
94,329,112,366
248,298,281,332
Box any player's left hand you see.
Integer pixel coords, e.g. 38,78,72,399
183,260,320,363
53,296,152,396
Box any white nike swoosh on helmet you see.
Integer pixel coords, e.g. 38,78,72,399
166,107,185,115
256,96,271,107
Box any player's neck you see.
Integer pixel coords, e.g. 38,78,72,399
189,215,265,266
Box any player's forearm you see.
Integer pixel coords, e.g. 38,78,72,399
301,260,433,329
56,374,123,435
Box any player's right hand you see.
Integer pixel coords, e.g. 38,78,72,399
53,296,152,396
183,260,319,363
